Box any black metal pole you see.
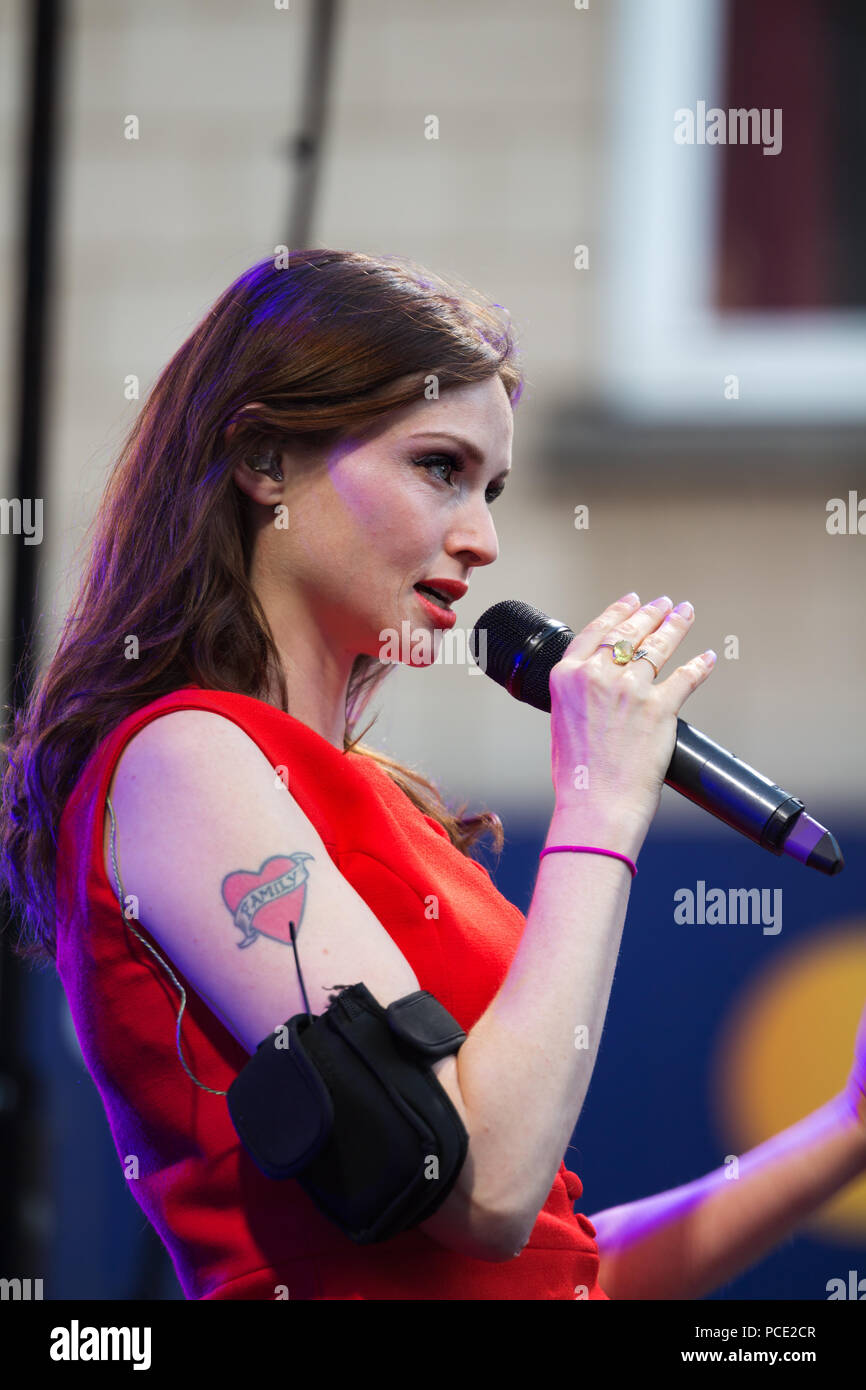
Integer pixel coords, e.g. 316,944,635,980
286,0,340,250
0,0,66,1275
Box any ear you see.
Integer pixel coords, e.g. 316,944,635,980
225,405,284,503
232,447,285,504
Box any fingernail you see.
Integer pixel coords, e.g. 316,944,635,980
619,591,640,605
650,595,672,608
673,601,694,617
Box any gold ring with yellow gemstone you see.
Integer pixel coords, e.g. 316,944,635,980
598,639,659,679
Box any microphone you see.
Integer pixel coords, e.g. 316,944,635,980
469,599,844,876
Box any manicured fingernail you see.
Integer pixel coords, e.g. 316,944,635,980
673,601,694,617
650,595,672,608
619,591,640,604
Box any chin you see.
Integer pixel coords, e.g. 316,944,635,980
375,617,445,668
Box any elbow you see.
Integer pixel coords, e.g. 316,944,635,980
493,1208,534,1263
476,1166,537,1261
418,1181,532,1264
469,1160,539,1261
471,1210,532,1264
472,1193,535,1263
464,1211,533,1264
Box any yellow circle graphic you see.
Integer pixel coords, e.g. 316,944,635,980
710,918,866,1243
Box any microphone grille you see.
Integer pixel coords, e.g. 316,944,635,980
471,599,574,711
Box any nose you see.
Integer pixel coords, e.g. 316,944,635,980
444,495,499,568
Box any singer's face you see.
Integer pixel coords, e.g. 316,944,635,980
265,375,513,665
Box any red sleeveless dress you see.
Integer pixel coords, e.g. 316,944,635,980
55,686,609,1300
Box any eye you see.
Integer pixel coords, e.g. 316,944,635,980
412,452,506,504
412,452,463,487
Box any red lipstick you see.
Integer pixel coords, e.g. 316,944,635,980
413,577,468,603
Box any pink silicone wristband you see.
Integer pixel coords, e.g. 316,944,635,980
539,844,638,878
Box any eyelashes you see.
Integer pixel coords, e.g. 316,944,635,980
411,452,506,504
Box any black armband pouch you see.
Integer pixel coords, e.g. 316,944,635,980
226,982,469,1244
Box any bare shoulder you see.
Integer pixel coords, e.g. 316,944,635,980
103,708,287,880
102,704,423,1053
108,707,272,792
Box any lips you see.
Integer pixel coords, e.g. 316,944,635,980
413,588,458,628
413,577,468,605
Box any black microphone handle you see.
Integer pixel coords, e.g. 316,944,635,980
668,719,804,855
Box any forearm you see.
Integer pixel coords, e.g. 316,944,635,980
589,1092,866,1300
455,803,645,1247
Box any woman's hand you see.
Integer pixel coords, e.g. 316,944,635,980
549,592,716,833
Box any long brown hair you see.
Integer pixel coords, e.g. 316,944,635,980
0,248,522,969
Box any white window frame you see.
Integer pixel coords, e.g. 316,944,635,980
597,0,866,423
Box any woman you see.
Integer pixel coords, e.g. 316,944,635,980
2,249,865,1300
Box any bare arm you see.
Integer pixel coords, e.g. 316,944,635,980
452,803,644,1252
587,1092,866,1300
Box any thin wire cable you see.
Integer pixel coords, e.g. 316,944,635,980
289,917,313,1021
106,793,228,1097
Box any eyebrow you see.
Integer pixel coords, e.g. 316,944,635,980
407,430,511,482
